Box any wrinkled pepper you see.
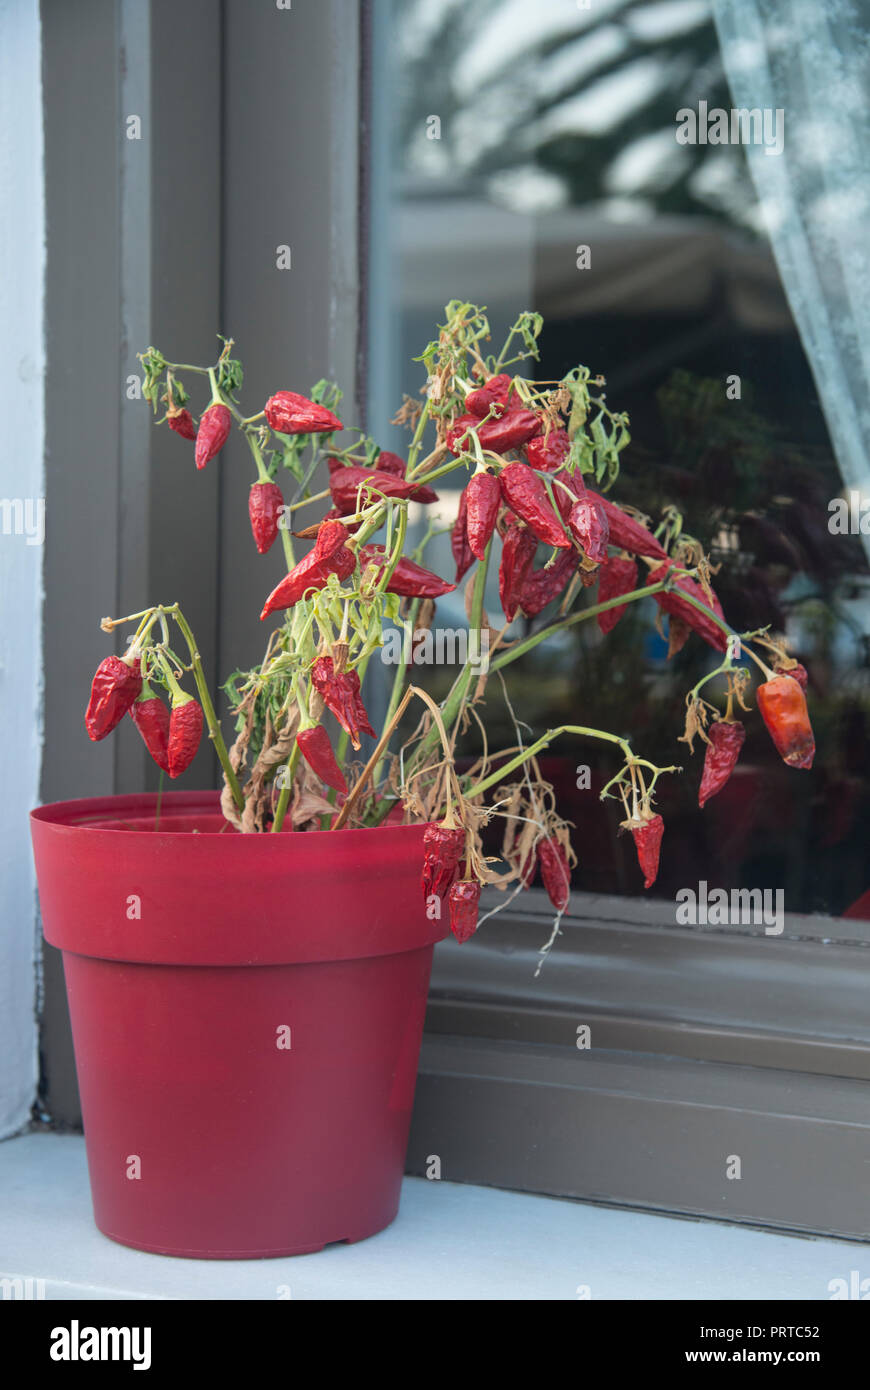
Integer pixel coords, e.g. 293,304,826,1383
260,519,356,619
465,471,501,560
518,550,576,617
167,407,197,441
538,836,571,911
194,402,232,470
264,390,342,435
248,480,285,555
597,556,639,634
130,684,171,773
648,562,728,653
329,465,437,513
452,487,475,582
567,495,610,564
466,373,513,419
499,516,538,621
167,694,203,778
698,720,746,807
310,656,375,751
447,409,541,456
500,461,570,548
526,428,571,473
420,822,466,902
448,879,481,943
85,651,142,741
629,814,665,889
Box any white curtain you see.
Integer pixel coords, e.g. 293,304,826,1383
713,0,870,557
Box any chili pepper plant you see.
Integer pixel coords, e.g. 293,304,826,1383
91,303,815,952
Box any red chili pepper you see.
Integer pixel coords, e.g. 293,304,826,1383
129,685,171,773
260,521,356,619
499,516,538,621
775,661,808,690
374,450,407,477
465,471,501,560
466,373,513,419
567,495,610,563
630,814,664,889
310,656,375,751
447,409,541,456
500,461,570,548
452,487,475,583
85,652,142,741
358,545,456,598
194,403,231,470
167,408,197,441
518,550,576,617
526,428,571,472
248,481,285,555
420,822,466,901
586,492,667,561
264,390,342,435
597,556,638,633
551,467,586,522
329,466,437,513
295,725,347,793
756,675,815,769
698,720,746,808
538,837,571,911
448,879,481,943
647,562,728,653
167,694,203,778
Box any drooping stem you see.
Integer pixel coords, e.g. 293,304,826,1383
464,724,633,799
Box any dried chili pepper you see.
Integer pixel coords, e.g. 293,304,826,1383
647,562,728,653
329,465,437,513
264,390,342,435
466,372,513,418
447,409,541,456
499,516,538,622
194,402,231,470
310,656,375,750
756,675,815,770
296,725,347,794
499,461,570,548
698,720,746,808
465,471,501,560
526,428,571,472
167,408,196,441
775,661,808,691
448,879,481,943
420,822,466,902
587,492,667,561
538,837,571,911
567,495,610,564
518,550,576,617
452,487,475,582
374,450,406,477
248,481,285,555
167,694,203,778
85,651,142,741
129,684,171,773
358,545,456,598
597,556,638,634
551,467,586,522
260,520,356,618
629,814,664,889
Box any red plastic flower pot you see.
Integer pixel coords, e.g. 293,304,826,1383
30,791,446,1259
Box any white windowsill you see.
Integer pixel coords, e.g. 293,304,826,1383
0,1132,859,1300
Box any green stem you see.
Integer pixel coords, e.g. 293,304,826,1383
465,724,633,799
170,605,244,810
271,742,301,833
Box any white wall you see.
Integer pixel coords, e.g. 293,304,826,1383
0,0,44,1136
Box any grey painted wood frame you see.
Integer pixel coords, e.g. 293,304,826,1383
38,0,365,1126
408,892,870,1241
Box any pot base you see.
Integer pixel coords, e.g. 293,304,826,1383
96,1208,399,1260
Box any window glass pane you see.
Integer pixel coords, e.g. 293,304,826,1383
367,0,870,917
